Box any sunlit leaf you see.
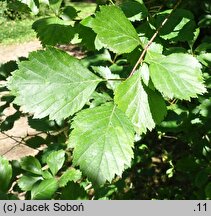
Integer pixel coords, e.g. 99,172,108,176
91,5,141,54
7,47,102,121
69,103,134,185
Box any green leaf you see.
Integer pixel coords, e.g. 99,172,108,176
147,88,167,124
18,0,39,14
120,0,148,22
77,23,96,51
60,6,78,21
7,1,31,14
148,53,207,100
88,92,112,108
195,42,211,67
197,53,211,67
92,66,120,90
49,0,63,15
197,97,211,118
0,156,12,192
91,5,141,54
69,103,134,185
7,47,102,121
46,150,65,176
20,156,42,175
18,175,43,191
31,179,58,200
140,63,150,86
58,168,82,187
155,9,196,42
61,182,88,200
114,71,166,134
188,28,200,49
32,17,75,46
42,170,53,179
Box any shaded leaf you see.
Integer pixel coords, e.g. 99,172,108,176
147,88,167,124
60,6,78,21
77,23,96,50
18,174,43,191
7,47,102,121
88,92,112,108
46,150,65,176
18,0,39,14
120,0,148,22
20,156,42,175
155,9,196,42
31,179,58,200
69,103,134,185
0,156,12,192
49,0,62,14
32,17,75,46
197,53,211,67
60,182,88,200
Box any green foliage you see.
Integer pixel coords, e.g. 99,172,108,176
1,0,211,200
20,156,42,175
46,150,65,176
148,53,206,100
17,0,39,15
31,178,58,200
60,182,88,200
32,17,75,46
114,70,167,134
69,103,134,185
91,5,141,54
18,175,43,191
58,169,82,187
154,9,196,41
120,0,148,22
0,156,12,192
7,47,102,121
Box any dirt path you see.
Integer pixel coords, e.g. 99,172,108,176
0,40,43,160
0,40,42,63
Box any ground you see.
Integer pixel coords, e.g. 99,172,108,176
0,39,41,63
0,40,43,160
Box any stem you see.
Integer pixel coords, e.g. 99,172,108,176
109,0,115,5
129,0,182,78
107,78,126,81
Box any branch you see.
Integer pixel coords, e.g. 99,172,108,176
107,78,126,81
129,0,182,78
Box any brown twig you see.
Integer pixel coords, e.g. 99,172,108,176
1,131,24,156
129,0,182,78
